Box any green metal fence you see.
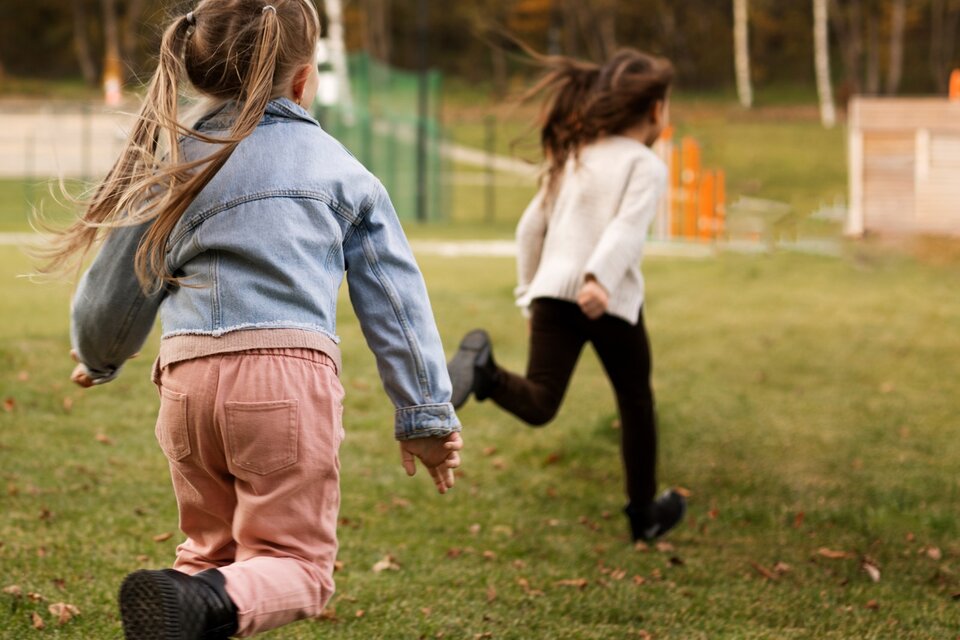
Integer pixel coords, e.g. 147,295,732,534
317,54,446,222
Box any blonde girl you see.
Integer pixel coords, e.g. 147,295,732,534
42,1,462,637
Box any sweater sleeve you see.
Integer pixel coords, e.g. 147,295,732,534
583,157,666,295
513,187,549,304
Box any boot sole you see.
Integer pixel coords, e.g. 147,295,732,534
119,570,182,640
447,329,490,409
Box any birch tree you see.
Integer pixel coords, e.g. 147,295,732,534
885,0,906,95
324,0,354,117
813,0,837,128
733,0,753,108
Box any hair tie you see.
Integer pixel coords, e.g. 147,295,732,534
262,5,276,14
185,11,196,25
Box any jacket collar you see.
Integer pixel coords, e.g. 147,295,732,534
194,97,319,131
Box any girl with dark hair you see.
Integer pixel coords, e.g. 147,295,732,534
41,1,462,637
448,48,685,543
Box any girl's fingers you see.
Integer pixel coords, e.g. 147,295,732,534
400,445,417,476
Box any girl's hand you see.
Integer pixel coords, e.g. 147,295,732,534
399,431,464,494
69,350,95,388
577,276,609,320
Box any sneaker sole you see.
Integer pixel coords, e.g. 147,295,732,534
447,329,490,409
119,570,181,640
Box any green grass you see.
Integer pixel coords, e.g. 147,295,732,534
1,240,959,638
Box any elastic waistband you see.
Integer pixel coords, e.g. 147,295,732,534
154,329,342,383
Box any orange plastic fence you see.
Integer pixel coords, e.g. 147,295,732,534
951,69,960,101
661,135,725,241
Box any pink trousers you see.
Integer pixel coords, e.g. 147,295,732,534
153,348,345,637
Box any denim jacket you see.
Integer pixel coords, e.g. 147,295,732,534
71,98,460,440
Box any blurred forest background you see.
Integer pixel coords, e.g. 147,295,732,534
2,0,959,99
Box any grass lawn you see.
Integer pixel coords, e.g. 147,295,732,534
1,239,958,638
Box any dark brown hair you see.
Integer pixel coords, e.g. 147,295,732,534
520,47,674,195
38,0,320,289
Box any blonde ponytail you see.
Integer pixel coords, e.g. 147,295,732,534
37,0,320,290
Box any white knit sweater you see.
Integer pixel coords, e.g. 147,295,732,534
514,135,667,324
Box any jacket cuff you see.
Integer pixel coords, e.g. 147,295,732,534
87,365,121,385
394,403,462,440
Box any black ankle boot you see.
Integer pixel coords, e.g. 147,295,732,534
624,489,687,542
119,568,238,640
447,329,500,408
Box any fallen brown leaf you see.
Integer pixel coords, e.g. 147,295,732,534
2,585,21,597
468,523,481,535
865,599,880,610
486,585,497,602
924,546,943,561
750,561,779,581
3,398,15,412
817,547,855,560
482,550,497,561
153,532,173,543
632,575,646,586
793,511,805,528
48,602,79,625
555,578,588,589
481,446,497,456
333,560,344,572
446,548,463,559
62,397,74,412
773,562,792,575
420,607,431,617
27,592,44,602
31,611,44,630
655,542,675,553
862,560,881,583
371,554,400,573
544,452,561,465
674,486,692,498
354,609,365,618
17,371,29,382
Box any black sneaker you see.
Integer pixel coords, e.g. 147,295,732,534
624,489,687,542
119,568,238,640
447,329,499,408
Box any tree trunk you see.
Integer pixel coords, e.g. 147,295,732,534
324,0,354,117
864,10,880,95
814,0,837,127
930,0,960,92
72,0,98,86
121,0,147,79
830,0,863,96
733,0,753,108
596,3,617,60
100,0,122,84
365,0,391,63
884,0,905,95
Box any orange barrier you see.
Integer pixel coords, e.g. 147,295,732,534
659,134,725,241
951,69,960,102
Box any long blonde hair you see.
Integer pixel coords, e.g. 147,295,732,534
38,0,320,290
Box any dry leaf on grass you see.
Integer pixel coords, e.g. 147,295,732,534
674,486,692,498
31,611,44,630
516,577,544,597
817,547,855,560
94,433,112,445
355,609,365,618
316,607,337,622
750,562,779,581
153,532,173,543
861,559,881,583
3,585,21,597
555,578,588,589
793,511,805,528
486,585,497,602
481,446,497,457
371,554,400,573
481,550,497,561
3,398,15,412
865,599,880,610
48,602,79,625
62,397,74,412
655,542,675,553
922,546,942,561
